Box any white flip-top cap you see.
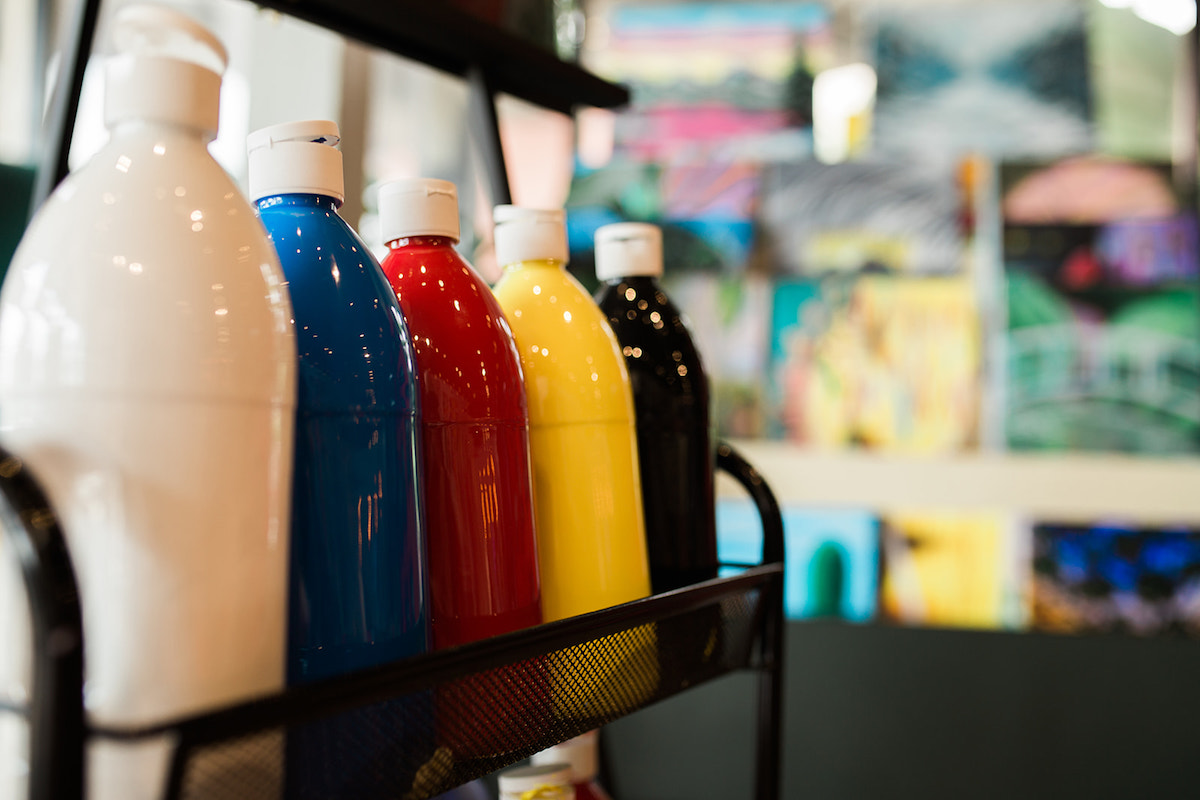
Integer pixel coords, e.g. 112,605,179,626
531,730,599,783
498,764,572,797
378,178,460,244
595,222,663,281
246,120,345,204
104,4,228,137
493,205,568,267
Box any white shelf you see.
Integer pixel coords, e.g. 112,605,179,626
721,440,1200,525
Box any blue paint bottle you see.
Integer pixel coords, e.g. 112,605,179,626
247,119,429,684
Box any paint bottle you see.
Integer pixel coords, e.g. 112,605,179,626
248,120,428,685
378,178,541,651
532,731,613,800
0,6,295,798
593,223,718,593
490,206,650,622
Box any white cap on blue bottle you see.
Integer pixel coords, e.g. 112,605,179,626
595,222,663,282
493,205,569,267
378,178,460,244
104,4,227,138
246,120,345,205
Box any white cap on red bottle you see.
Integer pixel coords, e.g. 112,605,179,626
595,222,663,282
378,178,460,244
531,730,599,784
493,205,568,267
104,4,227,138
246,120,345,205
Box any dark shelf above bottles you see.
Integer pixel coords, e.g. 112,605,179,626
251,0,631,115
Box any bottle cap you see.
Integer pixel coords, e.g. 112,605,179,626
378,178,460,244
104,4,227,138
498,764,573,798
493,205,568,267
531,730,599,784
595,222,663,281
246,120,345,205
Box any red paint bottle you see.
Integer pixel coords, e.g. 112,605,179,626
378,178,542,650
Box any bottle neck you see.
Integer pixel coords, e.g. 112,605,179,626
608,273,661,287
503,258,565,272
387,235,457,250
255,193,341,213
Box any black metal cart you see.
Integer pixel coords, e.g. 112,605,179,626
1,439,783,800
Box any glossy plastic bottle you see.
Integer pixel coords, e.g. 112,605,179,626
490,206,650,622
593,223,718,593
247,121,428,683
532,730,613,800
378,178,541,651
0,7,296,798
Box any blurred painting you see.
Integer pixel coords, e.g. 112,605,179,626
879,510,1028,630
664,273,772,438
565,159,758,276
590,2,831,161
1001,159,1200,455
758,160,965,276
768,275,981,451
717,500,879,621
1033,522,1200,636
872,2,1094,162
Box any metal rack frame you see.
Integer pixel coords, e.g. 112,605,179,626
3,441,783,800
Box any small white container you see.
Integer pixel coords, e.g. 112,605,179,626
498,763,576,800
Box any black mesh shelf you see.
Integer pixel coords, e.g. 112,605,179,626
1,442,785,800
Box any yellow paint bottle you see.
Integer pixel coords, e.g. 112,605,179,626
491,206,651,622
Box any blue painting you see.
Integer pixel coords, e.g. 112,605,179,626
717,500,879,621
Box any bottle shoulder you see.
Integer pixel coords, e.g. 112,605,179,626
0,130,295,404
493,263,634,424
382,245,528,422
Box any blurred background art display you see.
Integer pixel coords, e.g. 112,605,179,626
1033,523,1200,636
717,500,879,622
878,511,1029,630
759,159,978,450
1001,158,1200,455
871,1,1094,164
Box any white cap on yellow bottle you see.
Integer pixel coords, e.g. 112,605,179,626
246,119,345,205
493,205,568,267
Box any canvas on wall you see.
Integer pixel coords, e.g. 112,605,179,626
717,500,879,621
871,1,1094,163
1033,522,1200,636
768,274,981,451
1001,160,1200,455
878,510,1029,630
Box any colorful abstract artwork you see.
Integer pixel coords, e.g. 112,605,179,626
717,500,879,621
871,2,1094,162
589,2,830,161
1032,523,1200,636
662,273,772,439
879,510,1029,630
758,161,965,276
768,275,981,451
